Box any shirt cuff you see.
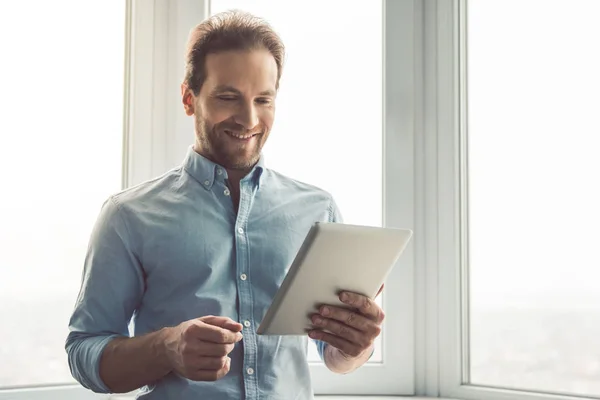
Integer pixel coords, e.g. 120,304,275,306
315,339,328,361
66,334,120,393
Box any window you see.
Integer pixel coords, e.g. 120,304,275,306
438,1,600,400
209,0,384,364
0,1,125,397
467,0,600,396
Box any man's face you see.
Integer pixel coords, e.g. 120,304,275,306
183,49,278,171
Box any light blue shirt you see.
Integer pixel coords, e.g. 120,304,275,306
66,146,342,399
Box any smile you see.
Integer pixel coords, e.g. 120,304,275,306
225,130,258,140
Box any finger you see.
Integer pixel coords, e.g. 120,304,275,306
317,305,378,334
200,315,244,332
308,330,363,358
195,356,229,371
311,314,371,348
339,291,385,323
188,321,243,344
196,342,236,357
188,358,231,382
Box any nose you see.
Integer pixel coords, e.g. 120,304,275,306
233,102,259,130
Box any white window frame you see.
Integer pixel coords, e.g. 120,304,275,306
125,0,203,187
308,0,417,394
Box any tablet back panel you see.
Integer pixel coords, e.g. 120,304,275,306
257,222,413,335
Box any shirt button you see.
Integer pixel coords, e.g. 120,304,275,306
244,320,251,327
240,273,247,281
237,227,244,234
247,367,254,375
204,180,210,186
224,189,230,196
217,169,223,175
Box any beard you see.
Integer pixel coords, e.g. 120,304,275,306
195,117,266,170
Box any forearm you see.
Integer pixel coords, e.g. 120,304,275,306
323,343,373,374
99,328,172,393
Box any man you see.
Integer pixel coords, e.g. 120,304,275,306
66,10,384,399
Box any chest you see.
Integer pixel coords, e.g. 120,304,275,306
138,196,324,289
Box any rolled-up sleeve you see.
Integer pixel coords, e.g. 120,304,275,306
65,196,144,393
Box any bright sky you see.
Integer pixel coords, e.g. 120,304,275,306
0,2,124,297
467,0,600,308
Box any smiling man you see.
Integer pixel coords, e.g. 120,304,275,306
66,10,384,399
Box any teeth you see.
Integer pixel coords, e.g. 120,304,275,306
226,130,255,139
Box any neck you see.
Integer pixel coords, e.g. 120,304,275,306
225,169,248,188
192,143,255,187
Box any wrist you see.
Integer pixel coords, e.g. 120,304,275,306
338,345,373,361
155,327,175,374
324,345,362,374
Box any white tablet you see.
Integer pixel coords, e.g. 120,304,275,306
256,222,413,335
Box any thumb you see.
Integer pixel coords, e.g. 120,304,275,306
200,315,244,332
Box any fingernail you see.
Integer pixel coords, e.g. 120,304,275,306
340,292,349,302
313,316,323,325
309,331,318,339
321,307,330,316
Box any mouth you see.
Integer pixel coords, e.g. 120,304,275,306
224,129,259,142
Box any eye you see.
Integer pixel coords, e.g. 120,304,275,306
217,95,237,102
256,98,272,105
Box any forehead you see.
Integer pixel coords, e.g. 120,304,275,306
203,49,278,94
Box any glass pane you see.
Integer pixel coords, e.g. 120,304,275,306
466,0,600,397
0,2,125,388
209,0,383,362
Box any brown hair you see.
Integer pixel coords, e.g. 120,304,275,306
183,10,285,95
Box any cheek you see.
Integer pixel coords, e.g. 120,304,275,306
200,101,235,126
260,108,275,130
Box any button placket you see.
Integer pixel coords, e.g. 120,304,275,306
234,180,259,398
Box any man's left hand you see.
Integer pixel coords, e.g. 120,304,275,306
308,287,384,359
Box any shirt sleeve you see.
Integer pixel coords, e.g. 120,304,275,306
327,195,344,224
65,196,145,393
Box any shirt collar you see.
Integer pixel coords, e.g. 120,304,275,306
182,146,266,190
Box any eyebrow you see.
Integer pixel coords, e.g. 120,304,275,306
213,85,276,97
259,89,276,96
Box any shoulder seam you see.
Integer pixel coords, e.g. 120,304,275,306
108,195,134,244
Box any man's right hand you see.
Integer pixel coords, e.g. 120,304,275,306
163,315,244,381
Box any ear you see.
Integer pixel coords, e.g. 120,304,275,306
181,84,195,116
